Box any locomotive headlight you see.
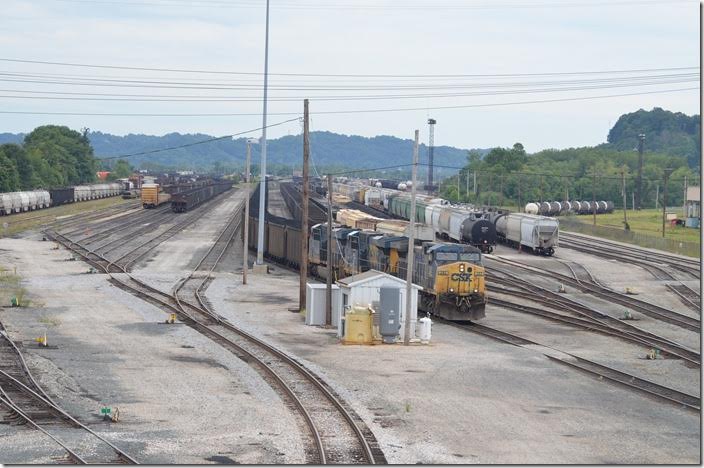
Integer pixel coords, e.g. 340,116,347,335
474,288,478,293
449,287,454,292
459,264,465,272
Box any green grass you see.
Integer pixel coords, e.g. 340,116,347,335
0,197,132,238
583,209,700,244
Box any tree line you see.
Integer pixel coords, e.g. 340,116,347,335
440,143,699,210
0,125,99,192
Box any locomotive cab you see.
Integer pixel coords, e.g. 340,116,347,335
415,242,487,321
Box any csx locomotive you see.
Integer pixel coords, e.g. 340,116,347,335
308,223,487,321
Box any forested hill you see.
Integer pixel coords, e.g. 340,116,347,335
88,130,477,172
603,107,700,168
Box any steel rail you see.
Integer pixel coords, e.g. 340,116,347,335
442,321,700,412
172,203,376,464
487,256,701,332
0,360,137,463
0,390,88,464
50,198,380,464
559,233,700,279
486,273,700,366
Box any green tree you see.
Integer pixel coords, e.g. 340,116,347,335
107,159,133,180
0,150,20,191
24,125,97,187
0,144,33,190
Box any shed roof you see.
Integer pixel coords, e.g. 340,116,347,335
336,269,422,289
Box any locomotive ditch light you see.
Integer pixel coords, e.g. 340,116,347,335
474,289,478,293
450,288,454,292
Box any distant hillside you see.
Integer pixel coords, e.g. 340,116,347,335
0,133,24,145
603,107,700,168
85,130,479,175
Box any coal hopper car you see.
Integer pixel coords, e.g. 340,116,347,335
171,181,232,213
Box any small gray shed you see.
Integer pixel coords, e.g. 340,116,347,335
336,270,421,342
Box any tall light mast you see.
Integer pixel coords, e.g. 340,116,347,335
426,118,436,193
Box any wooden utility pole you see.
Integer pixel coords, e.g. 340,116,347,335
655,184,659,209
517,175,522,212
499,174,504,208
539,176,544,205
299,99,310,312
325,174,333,327
465,170,469,199
564,176,569,201
242,139,252,284
621,167,628,230
662,168,673,238
404,130,419,346
592,167,597,226
683,175,688,217
456,172,460,201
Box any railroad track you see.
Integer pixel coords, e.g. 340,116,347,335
486,271,700,366
665,283,701,313
51,199,386,464
25,201,138,232
48,188,236,273
60,205,170,248
441,320,699,412
559,234,701,313
487,256,701,333
171,205,384,464
0,324,137,464
555,259,609,288
559,232,700,279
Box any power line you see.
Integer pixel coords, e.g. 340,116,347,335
0,57,696,78
0,87,696,117
40,0,694,10
0,78,695,102
99,117,300,160
422,163,693,183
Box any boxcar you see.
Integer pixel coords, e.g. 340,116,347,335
50,188,75,206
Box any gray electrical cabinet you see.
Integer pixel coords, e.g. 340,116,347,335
379,287,401,344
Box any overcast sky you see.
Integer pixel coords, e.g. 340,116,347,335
0,0,699,152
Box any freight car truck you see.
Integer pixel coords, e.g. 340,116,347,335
141,184,171,208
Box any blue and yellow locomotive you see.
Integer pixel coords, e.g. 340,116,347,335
308,223,487,321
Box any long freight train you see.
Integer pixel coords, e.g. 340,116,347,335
0,183,123,215
247,184,487,321
332,180,560,256
333,181,497,253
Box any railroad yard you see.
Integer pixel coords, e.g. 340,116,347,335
0,177,700,465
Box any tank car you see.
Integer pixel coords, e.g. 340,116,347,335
460,213,496,253
597,201,608,214
525,202,539,214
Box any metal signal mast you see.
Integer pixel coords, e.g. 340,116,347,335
426,118,437,192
